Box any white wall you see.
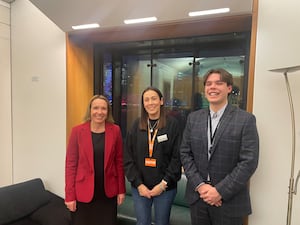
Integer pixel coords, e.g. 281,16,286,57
250,0,300,224
0,1,12,186
10,0,66,196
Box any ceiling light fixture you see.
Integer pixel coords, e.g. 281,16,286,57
189,8,230,17
71,23,100,30
124,17,157,25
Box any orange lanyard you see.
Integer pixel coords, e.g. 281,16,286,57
148,128,158,158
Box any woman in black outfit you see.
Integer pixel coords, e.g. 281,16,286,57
124,87,182,225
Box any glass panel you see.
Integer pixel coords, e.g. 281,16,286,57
152,55,193,131
121,54,151,135
103,61,113,103
96,33,250,138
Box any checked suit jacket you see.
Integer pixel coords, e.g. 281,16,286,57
180,104,259,217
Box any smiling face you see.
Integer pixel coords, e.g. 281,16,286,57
143,90,163,119
90,98,108,125
204,72,232,110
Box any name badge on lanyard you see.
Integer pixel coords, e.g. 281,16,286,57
145,128,158,167
145,158,156,167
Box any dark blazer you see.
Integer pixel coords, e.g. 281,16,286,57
124,116,182,190
65,121,125,203
180,104,259,217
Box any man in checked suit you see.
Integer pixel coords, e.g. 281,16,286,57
180,68,259,225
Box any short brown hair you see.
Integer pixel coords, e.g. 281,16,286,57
83,95,114,123
203,68,233,86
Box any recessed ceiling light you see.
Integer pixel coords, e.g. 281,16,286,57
189,8,230,17
124,17,157,25
71,23,100,30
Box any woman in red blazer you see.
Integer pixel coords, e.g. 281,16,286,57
65,95,125,225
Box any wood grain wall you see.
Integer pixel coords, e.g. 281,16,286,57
66,35,93,140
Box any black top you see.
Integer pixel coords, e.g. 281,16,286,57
124,116,182,190
92,132,105,199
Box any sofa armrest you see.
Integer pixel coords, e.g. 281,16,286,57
0,178,50,225
30,191,71,225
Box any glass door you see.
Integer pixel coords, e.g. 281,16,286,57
96,32,250,137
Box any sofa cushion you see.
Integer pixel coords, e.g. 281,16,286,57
0,178,50,224
170,204,191,225
173,174,189,207
30,191,71,225
117,194,136,221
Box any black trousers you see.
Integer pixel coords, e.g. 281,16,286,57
190,199,243,225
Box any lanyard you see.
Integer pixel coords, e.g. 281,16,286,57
148,128,158,157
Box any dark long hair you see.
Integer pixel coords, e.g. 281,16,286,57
139,86,166,130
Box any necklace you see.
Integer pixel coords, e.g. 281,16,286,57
91,122,105,133
148,119,159,133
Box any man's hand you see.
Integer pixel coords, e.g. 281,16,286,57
197,184,222,207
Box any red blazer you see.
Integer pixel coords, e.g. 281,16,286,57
65,121,125,203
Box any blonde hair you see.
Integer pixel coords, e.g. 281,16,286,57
83,95,115,123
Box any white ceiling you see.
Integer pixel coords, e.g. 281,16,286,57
26,0,253,33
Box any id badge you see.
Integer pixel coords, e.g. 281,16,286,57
157,134,168,143
145,158,157,167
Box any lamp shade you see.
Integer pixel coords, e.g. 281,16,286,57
269,65,300,74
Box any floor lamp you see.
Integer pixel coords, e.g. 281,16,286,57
269,65,300,225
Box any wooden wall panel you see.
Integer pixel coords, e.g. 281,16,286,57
66,35,93,140
247,0,258,113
